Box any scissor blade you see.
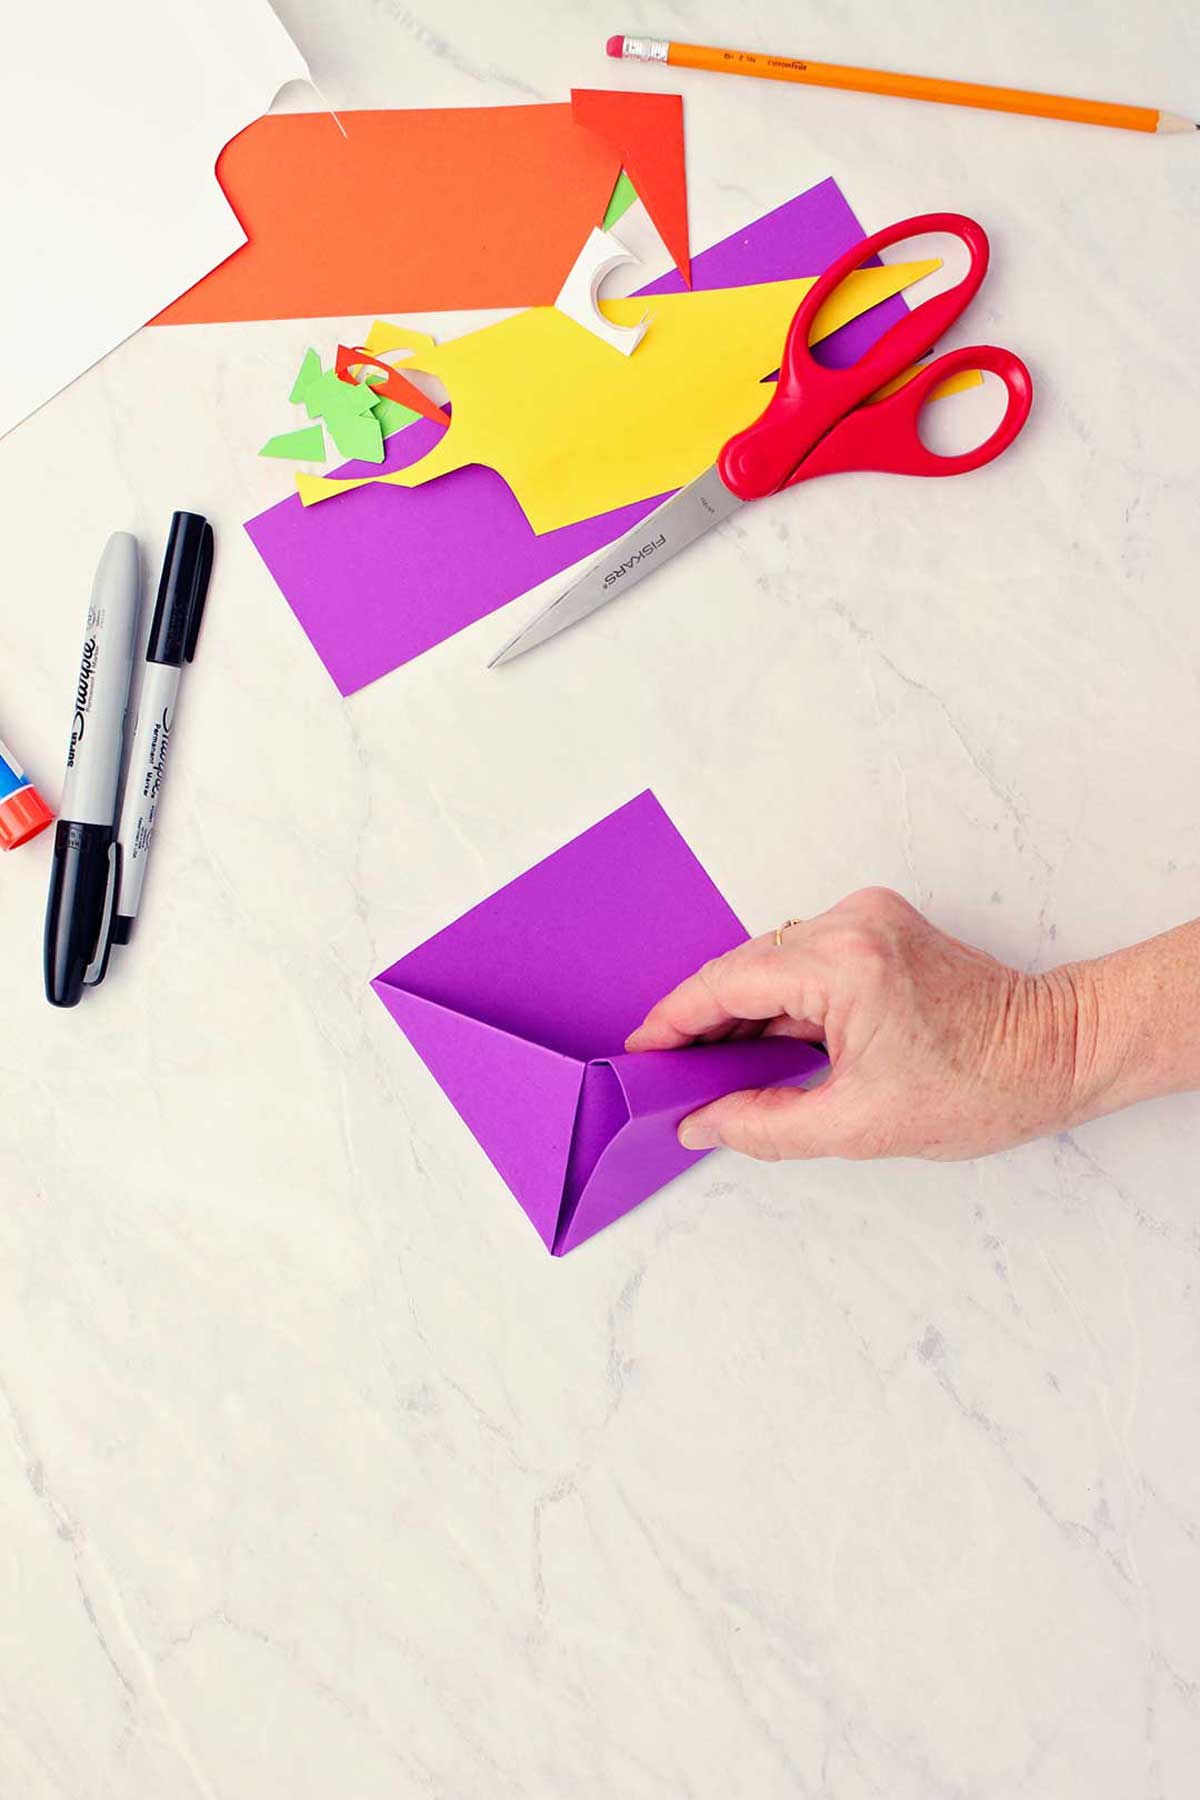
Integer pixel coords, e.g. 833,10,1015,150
488,465,743,667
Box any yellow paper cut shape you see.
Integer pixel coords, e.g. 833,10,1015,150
870,364,983,403
296,260,942,531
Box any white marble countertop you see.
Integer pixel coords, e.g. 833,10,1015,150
2,2,1199,1794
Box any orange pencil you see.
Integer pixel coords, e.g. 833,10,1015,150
606,34,1197,134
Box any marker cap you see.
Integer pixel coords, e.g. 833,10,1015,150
147,512,214,666
0,783,53,850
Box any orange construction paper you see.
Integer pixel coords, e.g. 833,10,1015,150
572,89,691,287
150,93,690,325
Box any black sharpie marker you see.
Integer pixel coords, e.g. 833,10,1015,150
111,513,213,949
44,534,140,1007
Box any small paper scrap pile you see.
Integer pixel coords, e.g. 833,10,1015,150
289,254,933,527
244,133,939,695
260,345,447,464
220,92,952,695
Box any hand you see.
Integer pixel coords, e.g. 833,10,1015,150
625,887,1094,1162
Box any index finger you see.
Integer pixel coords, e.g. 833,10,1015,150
625,935,796,1051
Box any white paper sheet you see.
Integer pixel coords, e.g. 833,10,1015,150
0,0,310,439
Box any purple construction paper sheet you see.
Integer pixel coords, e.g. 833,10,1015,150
377,789,745,1059
372,791,827,1254
246,178,908,694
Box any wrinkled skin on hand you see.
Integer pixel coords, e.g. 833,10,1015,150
626,887,1094,1163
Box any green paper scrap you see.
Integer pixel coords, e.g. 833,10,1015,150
325,408,385,463
264,345,415,468
602,169,638,231
373,393,421,438
259,423,327,461
348,369,420,442
289,347,322,405
303,368,378,424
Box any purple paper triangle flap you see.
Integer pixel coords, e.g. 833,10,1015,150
556,1061,631,1254
607,1037,829,1122
556,1037,829,1256
371,979,584,1249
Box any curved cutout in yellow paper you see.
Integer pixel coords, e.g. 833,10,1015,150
296,261,940,532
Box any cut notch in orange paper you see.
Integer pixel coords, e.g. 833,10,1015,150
151,91,691,326
572,89,690,288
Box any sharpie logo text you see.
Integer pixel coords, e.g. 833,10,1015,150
601,535,667,589
67,637,98,765
147,708,172,801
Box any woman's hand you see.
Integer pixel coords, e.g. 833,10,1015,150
625,887,1100,1162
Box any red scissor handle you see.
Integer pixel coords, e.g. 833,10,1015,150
718,212,1030,499
789,343,1033,483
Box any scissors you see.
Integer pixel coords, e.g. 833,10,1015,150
489,213,1032,668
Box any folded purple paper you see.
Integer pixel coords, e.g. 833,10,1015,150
246,179,909,694
372,791,827,1254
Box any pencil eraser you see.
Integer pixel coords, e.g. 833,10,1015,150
606,35,625,58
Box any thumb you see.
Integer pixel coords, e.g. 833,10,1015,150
678,1081,861,1162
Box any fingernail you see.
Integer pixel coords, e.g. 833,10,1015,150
679,1116,720,1151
